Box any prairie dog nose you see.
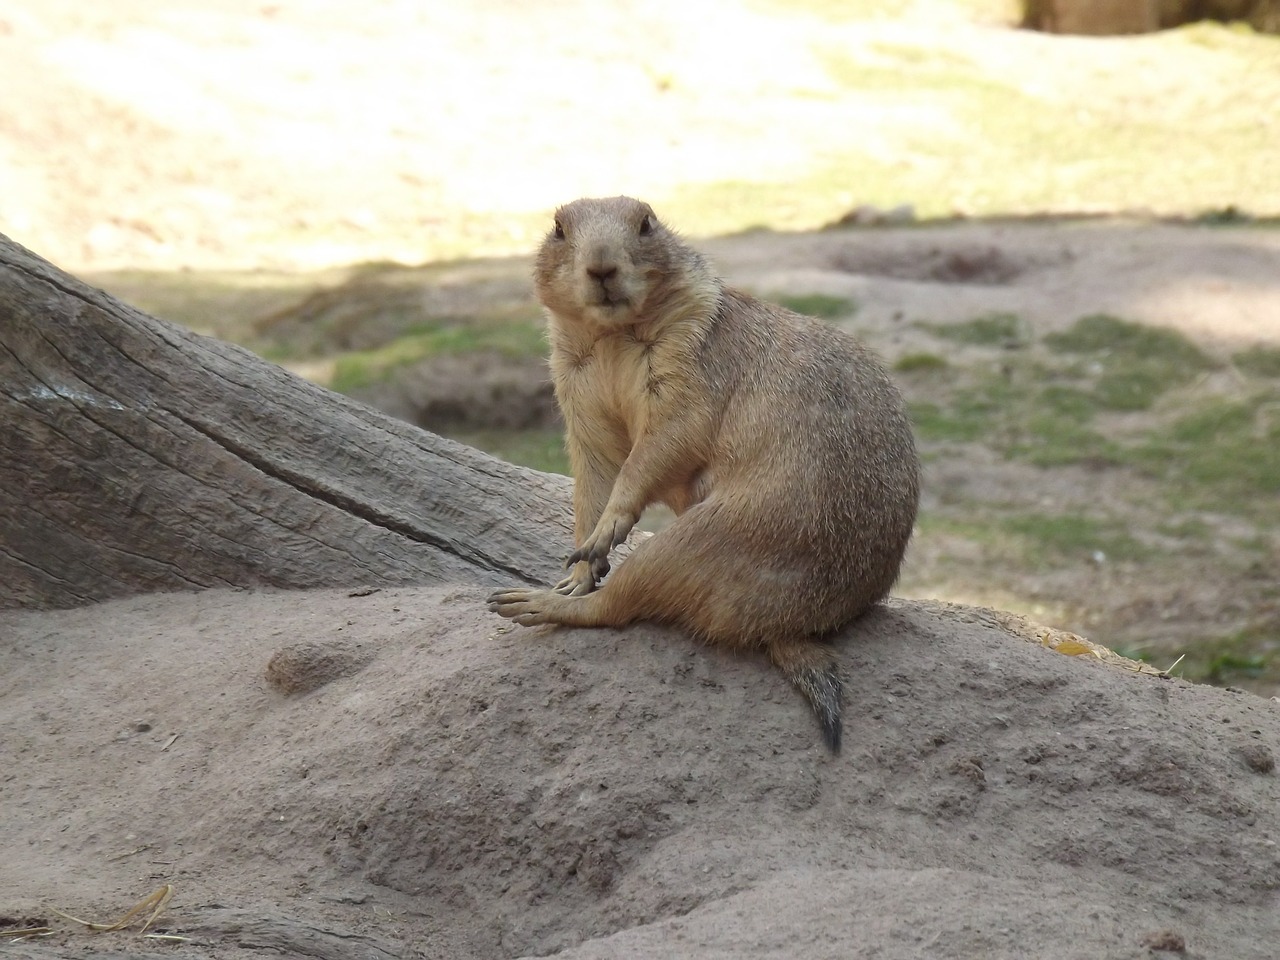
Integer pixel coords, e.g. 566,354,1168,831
584,242,621,283
586,262,618,283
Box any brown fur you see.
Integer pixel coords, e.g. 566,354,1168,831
488,196,920,751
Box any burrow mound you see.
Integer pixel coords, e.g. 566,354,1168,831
3,586,1278,959
825,238,1068,286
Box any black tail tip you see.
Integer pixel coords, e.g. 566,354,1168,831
798,664,843,754
818,702,842,754
775,647,844,755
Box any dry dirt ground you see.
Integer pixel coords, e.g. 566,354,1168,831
3,586,1279,959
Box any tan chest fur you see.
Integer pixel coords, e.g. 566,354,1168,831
550,323,696,466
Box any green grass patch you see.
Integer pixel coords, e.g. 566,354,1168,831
1002,415,1118,467
1090,368,1175,412
1165,625,1280,689
1037,385,1100,422
1233,344,1280,378
909,371,1032,444
913,512,999,546
1000,513,1149,564
1111,644,1156,666
901,328,1278,516
908,361,1115,464
1130,396,1280,516
908,399,990,444
1167,400,1255,442
1044,314,1210,365
915,509,1149,573
330,319,545,392
894,352,949,373
911,357,1279,518
1044,314,1215,411
774,293,858,319
925,313,1029,347
447,428,569,475
1155,517,1214,541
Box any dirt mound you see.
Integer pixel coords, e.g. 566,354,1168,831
826,236,1064,286
2,585,1277,958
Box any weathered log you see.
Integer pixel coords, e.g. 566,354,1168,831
179,909,407,960
0,233,572,610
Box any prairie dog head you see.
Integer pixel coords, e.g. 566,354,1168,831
534,196,715,329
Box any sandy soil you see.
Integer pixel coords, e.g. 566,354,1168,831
3,585,1279,958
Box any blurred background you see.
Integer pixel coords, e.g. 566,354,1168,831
3,0,1277,690
6,0,1280,270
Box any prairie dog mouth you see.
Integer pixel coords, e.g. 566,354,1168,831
585,274,632,311
594,291,629,309
584,291,637,324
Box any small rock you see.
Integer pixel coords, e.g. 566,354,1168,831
1240,742,1275,774
266,640,375,695
884,203,916,224
1140,929,1185,952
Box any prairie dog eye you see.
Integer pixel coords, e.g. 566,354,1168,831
553,219,565,240
638,214,653,236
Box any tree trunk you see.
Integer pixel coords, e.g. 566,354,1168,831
1025,0,1280,32
1023,0,1160,34
1163,0,1280,32
0,232,572,610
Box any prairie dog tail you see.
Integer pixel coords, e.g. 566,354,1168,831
769,640,843,753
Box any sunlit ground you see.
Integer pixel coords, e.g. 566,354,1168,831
3,0,1278,271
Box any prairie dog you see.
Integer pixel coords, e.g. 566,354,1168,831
488,196,919,751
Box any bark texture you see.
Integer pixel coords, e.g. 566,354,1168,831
1023,0,1159,34
0,232,572,610
1158,0,1280,29
1024,0,1280,32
